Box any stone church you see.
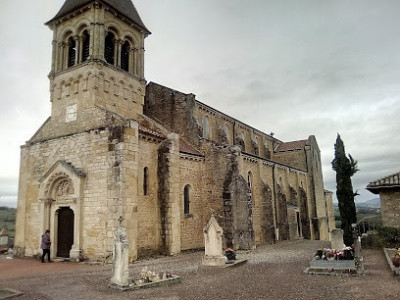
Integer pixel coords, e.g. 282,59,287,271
15,0,334,262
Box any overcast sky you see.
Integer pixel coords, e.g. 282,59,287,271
1,0,399,207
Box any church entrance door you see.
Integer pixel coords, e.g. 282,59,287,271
57,207,74,258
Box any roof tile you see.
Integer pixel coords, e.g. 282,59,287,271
274,140,307,153
47,0,150,33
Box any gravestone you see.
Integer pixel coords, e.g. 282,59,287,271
110,217,130,288
202,216,227,266
0,226,9,248
330,229,344,250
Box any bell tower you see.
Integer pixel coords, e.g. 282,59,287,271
43,0,150,139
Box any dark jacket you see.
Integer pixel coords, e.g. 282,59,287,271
41,233,51,249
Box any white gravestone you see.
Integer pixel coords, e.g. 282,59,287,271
330,228,344,250
202,216,227,266
111,217,130,287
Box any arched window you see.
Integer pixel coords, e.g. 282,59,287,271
202,116,210,139
184,184,191,215
121,41,130,72
67,36,76,67
247,172,252,191
143,167,148,195
105,32,115,65
81,31,90,62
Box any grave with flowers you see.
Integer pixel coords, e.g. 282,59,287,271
383,247,400,276
305,225,364,276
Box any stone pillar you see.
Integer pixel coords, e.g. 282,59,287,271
202,216,226,266
111,217,130,288
129,47,135,75
116,40,123,68
166,133,181,255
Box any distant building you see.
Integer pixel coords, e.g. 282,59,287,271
366,172,400,227
15,0,334,262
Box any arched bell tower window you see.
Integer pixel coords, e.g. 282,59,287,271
105,32,115,65
121,41,130,72
67,37,76,67
81,31,90,62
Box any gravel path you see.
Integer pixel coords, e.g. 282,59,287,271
1,240,399,299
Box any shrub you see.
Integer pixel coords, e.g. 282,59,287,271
377,227,400,248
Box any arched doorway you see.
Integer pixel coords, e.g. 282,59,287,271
57,207,74,258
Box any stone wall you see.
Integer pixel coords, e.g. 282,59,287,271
381,190,400,227
15,121,143,261
136,131,164,257
273,150,307,171
144,82,275,158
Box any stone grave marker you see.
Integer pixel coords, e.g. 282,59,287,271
202,215,227,266
110,216,130,289
330,228,344,250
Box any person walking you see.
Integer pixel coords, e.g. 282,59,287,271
41,230,52,263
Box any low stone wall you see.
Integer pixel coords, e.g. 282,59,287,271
383,248,400,276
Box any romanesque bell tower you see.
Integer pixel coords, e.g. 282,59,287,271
43,0,150,139
15,0,151,262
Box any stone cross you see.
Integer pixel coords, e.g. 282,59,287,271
111,216,130,287
202,215,226,266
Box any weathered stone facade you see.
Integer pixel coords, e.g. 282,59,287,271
367,172,400,227
15,0,334,262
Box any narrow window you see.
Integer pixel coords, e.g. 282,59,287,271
184,185,191,215
67,37,76,67
247,172,252,191
105,32,115,65
121,41,130,72
81,31,90,62
143,167,148,196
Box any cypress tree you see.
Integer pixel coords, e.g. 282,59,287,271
331,134,359,246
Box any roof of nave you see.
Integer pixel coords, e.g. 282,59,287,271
138,125,204,157
138,125,165,140
179,139,204,157
366,171,400,194
274,140,308,153
46,0,150,34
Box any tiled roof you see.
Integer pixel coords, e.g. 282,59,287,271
179,139,204,157
138,126,203,157
138,125,164,139
366,172,400,194
46,0,150,34
274,140,307,153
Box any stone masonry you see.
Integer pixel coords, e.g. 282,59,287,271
15,0,334,262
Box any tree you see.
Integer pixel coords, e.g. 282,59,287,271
331,134,359,246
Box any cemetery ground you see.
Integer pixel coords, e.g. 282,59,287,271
1,239,399,300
